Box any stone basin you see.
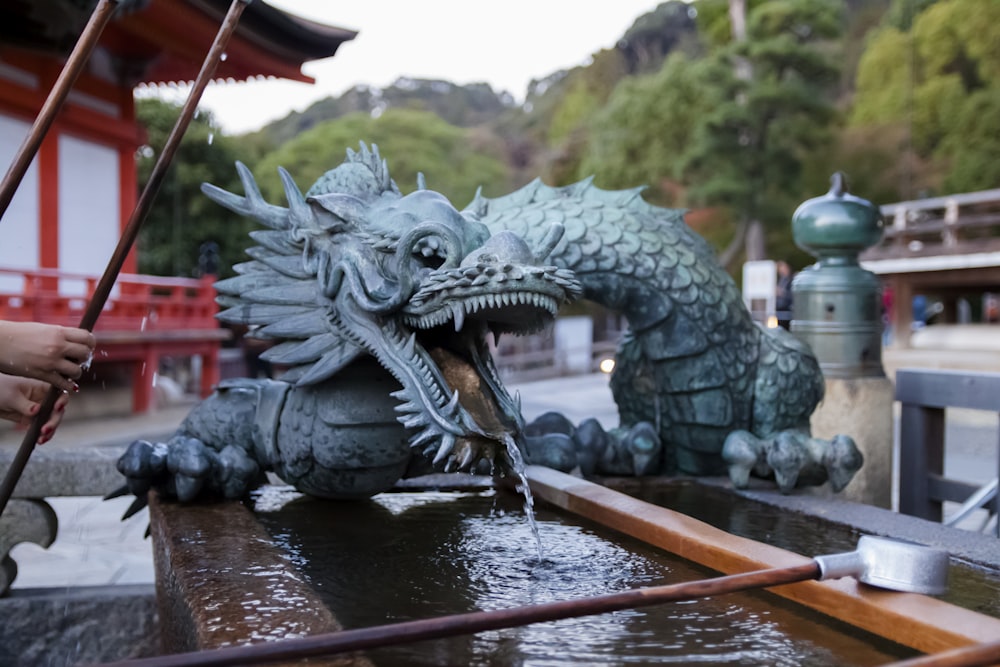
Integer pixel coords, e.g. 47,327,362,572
146,469,1000,665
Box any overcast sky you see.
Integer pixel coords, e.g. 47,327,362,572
155,1,665,134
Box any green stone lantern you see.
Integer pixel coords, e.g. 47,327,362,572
791,173,885,378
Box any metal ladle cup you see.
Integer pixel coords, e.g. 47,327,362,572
814,535,949,595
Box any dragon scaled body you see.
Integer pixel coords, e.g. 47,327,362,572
471,179,860,490
116,144,861,505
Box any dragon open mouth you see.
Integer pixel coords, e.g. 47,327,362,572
391,235,582,472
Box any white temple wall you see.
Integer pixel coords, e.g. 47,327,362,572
0,114,40,293
58,134,119,296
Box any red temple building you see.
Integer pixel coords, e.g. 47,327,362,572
0,0,355,412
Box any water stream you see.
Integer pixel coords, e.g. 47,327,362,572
503,432,544,561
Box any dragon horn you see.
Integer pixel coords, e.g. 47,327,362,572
278,167,315,231
380,158,391,191
201,161,289,230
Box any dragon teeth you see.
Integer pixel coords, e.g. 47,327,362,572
402,413,427,429
433,434,456,464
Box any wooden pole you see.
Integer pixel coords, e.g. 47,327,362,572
0,0,252,518
0,0,120,219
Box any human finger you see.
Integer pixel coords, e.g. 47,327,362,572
53,356,82,379
39,365,78,392
37,394,68,444
62,340,94,365
9,393,41,428
62,327,96,351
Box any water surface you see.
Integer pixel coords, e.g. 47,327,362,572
633,481,1000,619
254,487,913,666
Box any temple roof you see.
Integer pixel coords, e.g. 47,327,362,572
0,0,357,86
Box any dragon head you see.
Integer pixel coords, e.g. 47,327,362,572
206,144,582,474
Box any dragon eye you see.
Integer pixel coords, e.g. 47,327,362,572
415,237,447,269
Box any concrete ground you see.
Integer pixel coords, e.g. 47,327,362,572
4,348,999,591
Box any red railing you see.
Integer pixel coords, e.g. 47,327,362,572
0,266,226,411
0,266,218,332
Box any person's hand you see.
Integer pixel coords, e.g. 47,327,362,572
0,320,96,392
0,374,68,443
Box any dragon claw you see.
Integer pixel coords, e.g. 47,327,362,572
112,436,261,508
767,432,807,493
521,413,662,476
824,434,864,492
121,494,147,521
173,475,205,503
103,485,130,501
723,429,862,493
721,430,764,489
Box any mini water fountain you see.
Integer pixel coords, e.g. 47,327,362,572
3,2,999,664
98,147,1000,666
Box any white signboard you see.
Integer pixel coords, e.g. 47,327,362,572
742,260,776,323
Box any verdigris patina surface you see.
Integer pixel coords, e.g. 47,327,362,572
116,144,860,505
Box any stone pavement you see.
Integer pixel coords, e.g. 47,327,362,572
5,355,999,592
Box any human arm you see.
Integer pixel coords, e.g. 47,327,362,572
0,320,96,392
0,374,69,443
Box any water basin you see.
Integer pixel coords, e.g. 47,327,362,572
253,486,914,666
624,480,1000,619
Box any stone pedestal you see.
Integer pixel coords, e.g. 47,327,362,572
0,585,158,664
790,174,893,507
810,376,894,508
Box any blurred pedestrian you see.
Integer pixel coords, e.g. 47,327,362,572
775,261,794,329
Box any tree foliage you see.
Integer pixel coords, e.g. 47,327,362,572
135,98,257,278
681,0,844,263
252,108,511,206
851,0,1000,196
581,53,719,203
255,78,515,147
619,1,701,73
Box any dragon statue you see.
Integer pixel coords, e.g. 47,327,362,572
115,144,861,507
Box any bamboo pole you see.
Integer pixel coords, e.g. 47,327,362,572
0,0,252,519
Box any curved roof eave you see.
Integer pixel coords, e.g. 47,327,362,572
114,0,358,86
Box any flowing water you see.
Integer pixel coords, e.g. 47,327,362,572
253,487,914,666
503,432,544,561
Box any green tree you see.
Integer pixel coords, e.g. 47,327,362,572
938,88,1000,192
252,108,510,205
135,98,256,278
682,0,844,266
850,0,1000,196
883,0,938,30
581,52,720,204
